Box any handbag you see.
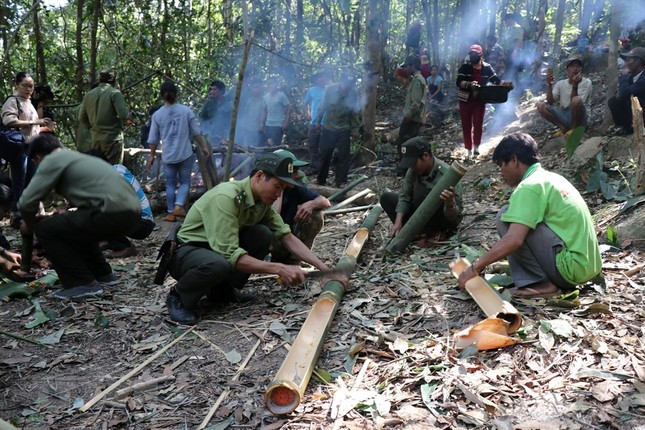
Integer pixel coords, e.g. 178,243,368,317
0,97,27,163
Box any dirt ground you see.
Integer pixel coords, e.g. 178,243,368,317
1,88,644,430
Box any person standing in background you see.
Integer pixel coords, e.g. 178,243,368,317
303,71,328,173
395,55,427,168
147,82,209,222
261,77,292,146
1,72,55,228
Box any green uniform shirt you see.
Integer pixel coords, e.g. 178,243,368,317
403,71,428,124
396,154,463,218
18,149,141,214
501,163,601,285
316,83,360,132
78,83,129,142
177,177,291,268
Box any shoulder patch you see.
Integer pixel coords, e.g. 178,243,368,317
234,189,247,206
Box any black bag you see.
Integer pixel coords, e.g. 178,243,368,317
476,85,512,104
0,97,26,163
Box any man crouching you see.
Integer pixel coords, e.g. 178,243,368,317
166,152,345,324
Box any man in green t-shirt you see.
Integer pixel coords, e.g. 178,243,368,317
457,133,601,298
166,153,344,325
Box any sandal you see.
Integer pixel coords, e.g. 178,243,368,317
507,286,562,299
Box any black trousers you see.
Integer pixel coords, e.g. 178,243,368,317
608,95,636,131
380,191,456,235
35,209,140,288
108,218,156,250
307,124,321,172
395,121,422,160
317,128,351,186
169,224,273,309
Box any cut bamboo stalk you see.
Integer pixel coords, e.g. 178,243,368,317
328,188,373,211
79,326,195,412
384,161,467,254
198,328,268,429
449,258,523,334
265,205,383,415
327,175,368,202
324,204,375,216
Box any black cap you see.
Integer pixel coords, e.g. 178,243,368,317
253,153,302,187
399,137,432,170
99,68,117,82
620,47,645,63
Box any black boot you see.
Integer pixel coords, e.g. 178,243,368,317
166,288,197,324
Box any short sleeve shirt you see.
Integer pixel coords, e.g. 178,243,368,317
501,163,601,285
263,91,291,127
552,77,592,111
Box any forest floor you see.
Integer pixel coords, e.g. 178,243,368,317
1,76,644,430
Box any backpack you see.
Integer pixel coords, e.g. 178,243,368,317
0,96,27,163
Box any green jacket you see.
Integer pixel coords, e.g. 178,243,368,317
403,71,428,124
397,155,463,221
178,177,291,268
316,83,360,132
79,83,129,142
18,149,140,215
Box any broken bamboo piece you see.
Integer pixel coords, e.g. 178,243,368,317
328,175,368,202
384,161,467,254
327,188,373,211
79,326,195,412
631,95,645,195
264,205,383,415
324,204,375,216
449,258,523,350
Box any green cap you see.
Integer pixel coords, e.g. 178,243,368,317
399,137,432,170
273,149,309,167
254,153,302,187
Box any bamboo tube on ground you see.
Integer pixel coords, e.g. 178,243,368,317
384,161,467,254
328,175,368,202
449,258,523,334
264,205,383,415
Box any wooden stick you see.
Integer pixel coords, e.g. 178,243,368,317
115,375,176,399
625,263,645,277
197,328,268,429
79,326,195,412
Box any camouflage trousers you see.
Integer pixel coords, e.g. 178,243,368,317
271,210,324,263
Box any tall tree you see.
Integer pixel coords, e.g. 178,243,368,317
551,0,567,62
33,5,46,84
362,0,384,166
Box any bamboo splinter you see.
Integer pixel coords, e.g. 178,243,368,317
264,205,383,415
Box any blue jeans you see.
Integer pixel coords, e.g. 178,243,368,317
163,155,194,213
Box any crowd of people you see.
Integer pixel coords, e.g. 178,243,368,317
1,18,642,323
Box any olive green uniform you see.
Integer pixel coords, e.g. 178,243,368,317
170,176,291,309
380,155,463,234
18,149,140,288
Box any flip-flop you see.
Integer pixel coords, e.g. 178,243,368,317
551,130,564,138
507,286,562,299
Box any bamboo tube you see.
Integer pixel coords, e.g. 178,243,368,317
449,258,523,334
328,175,368,202
20,233,33,272
264,205,383,415
384,161,467,254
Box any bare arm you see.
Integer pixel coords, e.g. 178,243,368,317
294,195,331,222
457,222,531,288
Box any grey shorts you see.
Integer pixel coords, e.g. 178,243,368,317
546,105,587,129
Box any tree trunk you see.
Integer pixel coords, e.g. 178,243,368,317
431,0,440,66
75,0,85,101
599,1,620,132
579,0,594,37
633,96,645,195
33,5,46,84
551,0,567,62
361,0,383,167
488,0,497,38
295,0,304,47
89,0,101,85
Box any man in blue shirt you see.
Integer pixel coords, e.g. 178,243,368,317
303,71,328,173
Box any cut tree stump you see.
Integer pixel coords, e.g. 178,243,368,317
632,96,645,195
